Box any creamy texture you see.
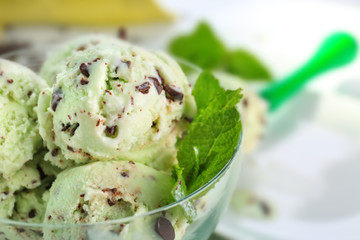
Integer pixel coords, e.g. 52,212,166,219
38,41,196,169
45,161,174,224
0,59,47,178
39,34,121,86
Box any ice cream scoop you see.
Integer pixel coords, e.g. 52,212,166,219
39,35,121,86
0,59,47,178
44,160,177,238
38,40,196,169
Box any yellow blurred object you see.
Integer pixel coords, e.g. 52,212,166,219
0,0,172,26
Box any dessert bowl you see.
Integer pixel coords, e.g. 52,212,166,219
0,47,243,240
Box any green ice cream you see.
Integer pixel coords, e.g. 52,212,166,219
0,59,47,178
39,35,121,86
38,40,196,169
45,161,174,224
0,163,41,218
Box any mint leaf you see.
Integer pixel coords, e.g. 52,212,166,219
226,49,272,81
192,71,225,113
170,165,197,222
177,72,243,193
169,22,226,69
170,22,272,81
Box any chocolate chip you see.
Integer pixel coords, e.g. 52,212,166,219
260,201,271,216
135,82,151,94
96,119,101,127
27,91,32,98
67,146,75,152
3,191,8,195
148,77,163,94
243,98,248,107
93,57,101,62
107,199,116,207
48,215,52,220
105,125,117,136
7,79,13,84
61,123,71,131
77,45,86,51
80,63,90,77
80,193,85,197
51,89,63,112
155,217,175,240
80,79,89,85
118,27,127,40
155,68,165,83
51,148,59,157
70,123,80,137
28,209,36,218
31,180,38,184
121,172,129,178
164,85,183,101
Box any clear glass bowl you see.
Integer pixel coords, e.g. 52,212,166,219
0,47,243,240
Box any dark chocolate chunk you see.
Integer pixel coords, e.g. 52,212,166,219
118,27,127,40
93,57,101,62
105,125,117,136
155,217,175,240
164,85,184,101
80,63,90,77
148,77,163,94
16,228,25,233
155,68,165,83
61,123,71,131
243,98,248,107
27,91,32,98
51,89,63,112
107,199,116,207
70,123,80,137
135,82,151,94
80,193,85,198
121,172,129,178
7,79,13,84
48,215,52,220
260,201,271,216
96,119,101,127
67,146,75,152
28,209,36,218
51,148,59,157
76,45,86,51
80,79,89,85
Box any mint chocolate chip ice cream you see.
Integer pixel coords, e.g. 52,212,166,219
39,35,121,86
0,59,47,178
38,40,196,169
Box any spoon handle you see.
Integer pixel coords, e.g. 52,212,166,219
260,32,358,112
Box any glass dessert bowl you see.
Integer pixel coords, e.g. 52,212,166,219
0,47,243,240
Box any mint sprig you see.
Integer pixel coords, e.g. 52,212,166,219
170,71,242,220
169,22,272,81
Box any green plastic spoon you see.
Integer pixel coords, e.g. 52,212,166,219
260,32,358,112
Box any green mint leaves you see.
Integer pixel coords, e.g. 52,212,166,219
226,50,272,80
169,23,226,70
171,71,242,221
169,22,272,81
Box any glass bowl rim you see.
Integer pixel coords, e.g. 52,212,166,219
0,47,243,228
